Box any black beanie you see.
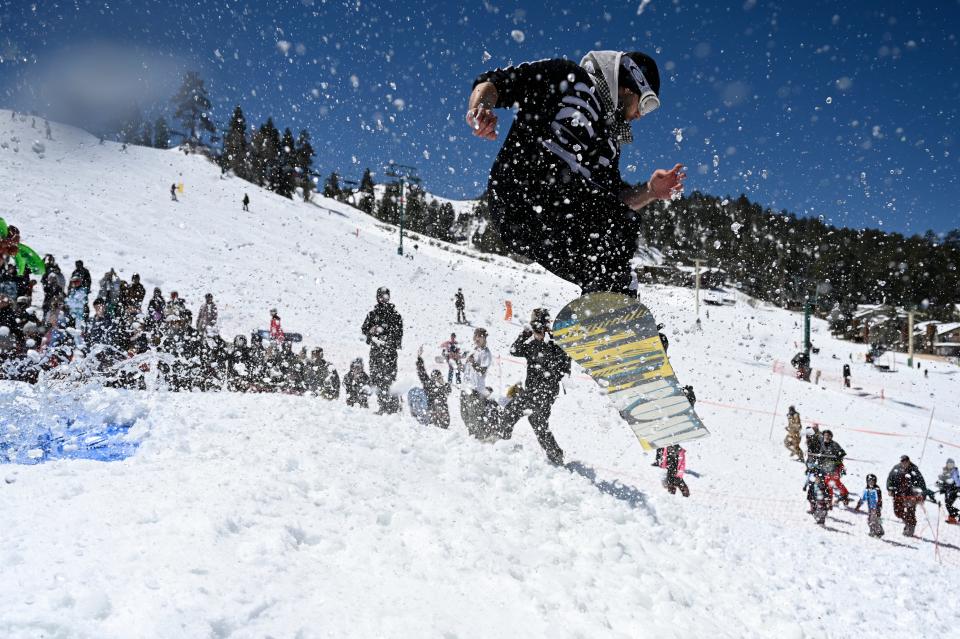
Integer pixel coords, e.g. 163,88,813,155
620,52,661,97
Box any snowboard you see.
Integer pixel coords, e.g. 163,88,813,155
407,387,431,425
552,292,709,450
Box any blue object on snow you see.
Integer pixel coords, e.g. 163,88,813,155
407,387,431,425
0,418,139,465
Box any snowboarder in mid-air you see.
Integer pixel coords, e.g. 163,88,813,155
468,50,685,294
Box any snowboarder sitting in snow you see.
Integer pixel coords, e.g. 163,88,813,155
936,458,959,525
659,444,690,497
468,50,684,294
495,309,571,465
343,358,371,409
416,346,452,429
304,347,340,400
803,464,829,526
854,474,885,538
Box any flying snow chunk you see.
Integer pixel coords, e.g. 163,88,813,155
731,222,743,234
672,128,684,144
277,40,292,55
510,30,525,43
393,98,405,111
637,0,653,15
350,75,360,89
482,50,492,62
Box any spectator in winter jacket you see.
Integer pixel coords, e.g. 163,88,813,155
196,293,218,335
146,288,165,332
936,458,959,524
343,358,371,408
361,287,403,414
784,405,804,462
855,474,885,538
804,423,823,460
64,275,88,326
461,327,494,438
98,269,120,316
41,263,65,314
126,273,146,310
886,455,928,537
468,50,683,294
70,260,91,291
816,430,849,505
242,193,250,211
416,346,452,429
303,347,340,400
497,308,571,465
659,444,690,497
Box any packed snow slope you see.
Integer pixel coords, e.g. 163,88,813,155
2,111,959,637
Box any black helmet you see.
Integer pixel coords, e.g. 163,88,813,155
866,474,878,484
376,286,390,302
530,308,551,332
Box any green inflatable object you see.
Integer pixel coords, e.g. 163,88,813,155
14,243,45,276
0,216,45,276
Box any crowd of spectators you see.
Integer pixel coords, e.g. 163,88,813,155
0,255,340,397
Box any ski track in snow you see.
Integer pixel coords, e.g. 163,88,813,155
1,110,958,637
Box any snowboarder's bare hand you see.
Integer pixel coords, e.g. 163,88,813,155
648,164,686,200
467,107,498,140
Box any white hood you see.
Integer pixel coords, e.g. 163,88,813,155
579,50,625,110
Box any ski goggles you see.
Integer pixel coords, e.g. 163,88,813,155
621,56,660,116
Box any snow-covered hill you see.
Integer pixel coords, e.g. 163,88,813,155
2,111,958,638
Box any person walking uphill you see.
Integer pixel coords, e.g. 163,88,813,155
416,346,451,429
454,288,466,324
468,50,685,294
361,287,403,414
886,455,928,537
496,308,571,465
784,405,804,462
936,458,959,524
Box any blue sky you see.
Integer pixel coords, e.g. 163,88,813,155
2,0,958,234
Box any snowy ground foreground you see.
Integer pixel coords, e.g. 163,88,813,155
2,111,959,637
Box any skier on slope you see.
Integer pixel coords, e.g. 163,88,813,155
815,430,849,506
467,51,685,294
886,455,928,537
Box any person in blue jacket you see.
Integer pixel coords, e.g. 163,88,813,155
855,473,885,538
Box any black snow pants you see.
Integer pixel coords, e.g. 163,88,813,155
498,387,564,465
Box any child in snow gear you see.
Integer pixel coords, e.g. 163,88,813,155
936,458,959,524
343,358,371,408
886,455,928,537
441,332,462,384
803,464,829,526
855,474,885,538
454,288,466,324
784,405,804,462
496,309,571,465
659,444,689,497
468,51,684,294
361,287,403,414
416,346,452,429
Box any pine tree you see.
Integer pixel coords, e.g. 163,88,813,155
250,118,280,189
404,188,428,233
376,182,400,224
172,71,216,145
323,172,342,199
358,168,376,214
139,121,153,147
153,117,170,149
221,106,248,179
120,104,144,144
437,202,456,242
295,130,315,202
274,128,297,199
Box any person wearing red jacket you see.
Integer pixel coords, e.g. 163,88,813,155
269,308,285,343
659,444,690,497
